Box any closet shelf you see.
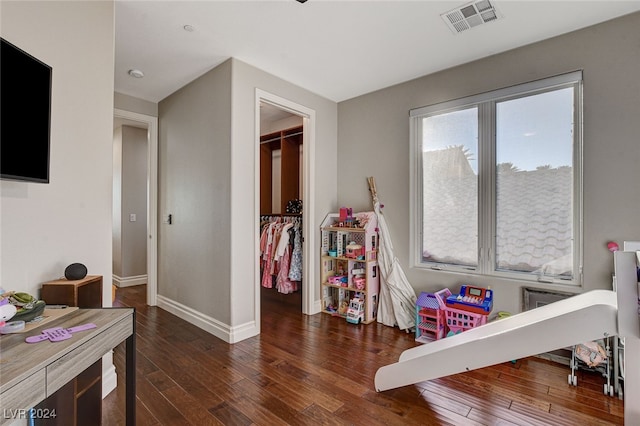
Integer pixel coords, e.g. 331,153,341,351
260,125,303,216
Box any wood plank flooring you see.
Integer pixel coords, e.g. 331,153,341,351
103,285,624,425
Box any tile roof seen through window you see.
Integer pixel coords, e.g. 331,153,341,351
422,146,572,278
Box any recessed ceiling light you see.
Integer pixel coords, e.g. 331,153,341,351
128,69,144,78
183,24,195,32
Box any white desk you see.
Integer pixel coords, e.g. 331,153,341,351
0,308,135,425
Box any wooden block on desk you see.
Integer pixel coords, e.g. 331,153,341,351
40,275,103,308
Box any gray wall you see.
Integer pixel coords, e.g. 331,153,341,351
230,58,338,328
261,115,303,135
337,12,640,315
121,126,148,278
158,60,233,322
113,127,123,278
156,58,337,339
113,125,148,281
115,92,158,117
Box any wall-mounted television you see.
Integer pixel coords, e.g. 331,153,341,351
1,38,52,183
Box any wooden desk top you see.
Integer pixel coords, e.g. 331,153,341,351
0,308,134,414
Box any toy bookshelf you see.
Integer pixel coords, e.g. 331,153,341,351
320,211,379,323
415,288,450,343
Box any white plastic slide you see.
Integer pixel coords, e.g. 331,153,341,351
375,289,617,390
374,251,640,425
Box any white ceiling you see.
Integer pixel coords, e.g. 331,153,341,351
115,0,640,104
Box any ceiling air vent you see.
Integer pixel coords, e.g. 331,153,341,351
441,0,502,34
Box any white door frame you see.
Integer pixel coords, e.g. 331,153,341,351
255,89,317,320
113,108,158,306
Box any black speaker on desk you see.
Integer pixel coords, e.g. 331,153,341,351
65,263,87,280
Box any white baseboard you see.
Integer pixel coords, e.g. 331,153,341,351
113,274,147,288
156,294,259,343
101,351,117,398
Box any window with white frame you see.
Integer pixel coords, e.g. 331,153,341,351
410,71,582,284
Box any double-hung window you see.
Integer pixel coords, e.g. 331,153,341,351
410,71,582,285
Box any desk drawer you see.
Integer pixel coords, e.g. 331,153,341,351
46,316,133,396
0,369,46,425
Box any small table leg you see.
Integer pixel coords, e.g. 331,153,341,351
125,310,136,426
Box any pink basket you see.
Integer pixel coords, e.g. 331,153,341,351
445,306,487,334
434,288,452,310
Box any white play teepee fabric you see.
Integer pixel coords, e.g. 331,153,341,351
368,177,417,331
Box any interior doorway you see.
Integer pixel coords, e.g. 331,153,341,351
113,109,158,306
255,90,317,326
259,102,304,309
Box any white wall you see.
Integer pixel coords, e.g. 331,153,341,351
337,12,640,315
0,1,115,306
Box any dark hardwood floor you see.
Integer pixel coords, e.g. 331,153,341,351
103,285,623,425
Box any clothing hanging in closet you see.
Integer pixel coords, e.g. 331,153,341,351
260,216,302,294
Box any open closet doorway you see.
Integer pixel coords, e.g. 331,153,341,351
256,90,316,322
113,109,158,307
259,102,304,310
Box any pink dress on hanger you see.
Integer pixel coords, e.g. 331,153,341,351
261,222,278,288
276,242,297,294
275,223,296,294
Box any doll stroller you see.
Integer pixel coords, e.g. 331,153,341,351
568,338,614,396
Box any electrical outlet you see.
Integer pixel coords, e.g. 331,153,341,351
129,214,136,222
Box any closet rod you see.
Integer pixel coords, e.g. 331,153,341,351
260,131,303,145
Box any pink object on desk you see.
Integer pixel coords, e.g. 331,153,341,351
25,323,97,343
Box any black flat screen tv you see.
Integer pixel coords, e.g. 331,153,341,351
1,38,52,183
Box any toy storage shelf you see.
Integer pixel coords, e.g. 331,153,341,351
416,317,439,343
320,212,379,324
415,289,449,343
322,282,373,292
